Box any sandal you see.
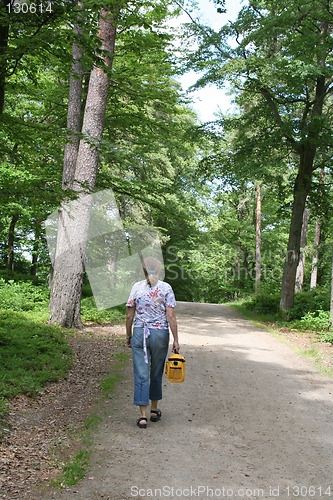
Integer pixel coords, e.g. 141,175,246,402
150,409,162,422
136,417,147,429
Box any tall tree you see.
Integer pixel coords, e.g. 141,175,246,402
310,221,321,289
184,0,333,311
295,207,310,293
49,6,118,327
310,168,325,289
63,1,84,190
0,1,9,116
255,182,261,295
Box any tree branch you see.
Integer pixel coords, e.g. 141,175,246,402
259,86,298,151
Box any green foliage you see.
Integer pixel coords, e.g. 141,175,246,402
81,297,127,323
0,278,49,311
0,311,72,416
292,310,333,344
100,351,129,397
288,289,330,321
238,286,331,322
247,292,281,316
1,0,333,320
234,286,333,345
298,310,330,331
318,329,333,344
54,449,91,487
180,0,333,311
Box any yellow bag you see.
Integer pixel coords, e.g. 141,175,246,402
165,353,185,383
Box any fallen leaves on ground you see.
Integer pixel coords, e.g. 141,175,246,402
0,324,126,500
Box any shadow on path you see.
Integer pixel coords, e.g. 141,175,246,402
43,302,333,500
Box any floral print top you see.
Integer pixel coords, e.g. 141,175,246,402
126,279,176,328
126,280,176,363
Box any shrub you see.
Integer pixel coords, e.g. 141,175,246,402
81,296,127,323
0,278,49,311
0,311,72,416
317,330,333,344
288,288,330,320
246,292,280,315
298,310,330,331
296,310,333,344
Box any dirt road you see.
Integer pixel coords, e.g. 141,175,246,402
49,302,333,500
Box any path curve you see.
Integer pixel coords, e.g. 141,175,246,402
51,302,333,500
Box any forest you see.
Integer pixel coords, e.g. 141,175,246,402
0,0,332,416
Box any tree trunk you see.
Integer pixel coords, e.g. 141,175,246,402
280,66,326,313
255,183,261,295
234,200,244,289
7,214,19,272
30,220,41,276
310,221,320,289
31,239,39,276
234,242,241,288
295,206,310,293
330,243,333,329
310,169,324,289
280,156,312,312
242,249,249,289
49,7,117,328
0,2,9,117
63,2,84,189
49,195,93,327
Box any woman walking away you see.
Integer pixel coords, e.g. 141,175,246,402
126,257,179,429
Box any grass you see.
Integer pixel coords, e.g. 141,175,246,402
0,275,127,417
0,310,72,420
81,296,127,324
100,352,129,398
53,350,130,488
51,411,102,487
0,272,129,484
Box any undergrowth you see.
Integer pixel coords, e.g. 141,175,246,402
0,310,72,419
0,274,126,422
234,288,333,344
81,296,127,323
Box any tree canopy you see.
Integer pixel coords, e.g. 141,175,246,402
0,0,332,322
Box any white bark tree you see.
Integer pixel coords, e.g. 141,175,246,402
49,7,118,327
330,244,333,328
63,2,84,190
255,183,261,295
310,169,324,290
310,221,321,289
295,207,310,293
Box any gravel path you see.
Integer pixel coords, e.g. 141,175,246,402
46,302,333,500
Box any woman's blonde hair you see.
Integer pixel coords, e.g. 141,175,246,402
142,257,162,276
142,257,162,287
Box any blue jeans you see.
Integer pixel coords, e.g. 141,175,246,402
131,327,169,406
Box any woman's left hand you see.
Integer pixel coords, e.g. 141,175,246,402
172,340,180,353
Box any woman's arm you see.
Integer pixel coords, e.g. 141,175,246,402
166,306,179,353
126,306,135,348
